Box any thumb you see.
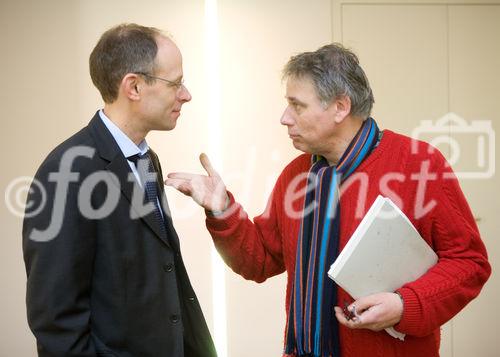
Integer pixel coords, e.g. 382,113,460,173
199,153,219,177
351,295,379,314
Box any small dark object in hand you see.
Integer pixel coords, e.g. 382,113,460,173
343,301,356,321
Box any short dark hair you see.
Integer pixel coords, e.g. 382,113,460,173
89,23,165,103
283,43,375,118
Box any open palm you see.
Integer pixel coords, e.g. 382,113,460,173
165,153,228,212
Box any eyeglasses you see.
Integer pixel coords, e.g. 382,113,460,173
134,72,184,90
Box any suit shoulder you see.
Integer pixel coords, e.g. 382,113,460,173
35,125,98,178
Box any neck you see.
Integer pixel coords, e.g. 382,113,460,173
323,116,365,165
103,103,147,145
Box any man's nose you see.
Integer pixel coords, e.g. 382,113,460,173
280,107,294,126
178,85,192,102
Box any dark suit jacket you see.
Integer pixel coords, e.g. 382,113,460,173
23,112,217,357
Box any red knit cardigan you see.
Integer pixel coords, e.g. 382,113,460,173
206,130,491,357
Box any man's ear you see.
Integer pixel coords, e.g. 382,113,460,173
332,95,352,124
121,73,141,101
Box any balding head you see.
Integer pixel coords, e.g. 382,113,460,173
89,23,169,103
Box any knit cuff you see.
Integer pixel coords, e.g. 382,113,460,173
393,287,422,334
205,194,230,217
205,191,243,232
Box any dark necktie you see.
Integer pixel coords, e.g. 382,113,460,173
128,150,166,238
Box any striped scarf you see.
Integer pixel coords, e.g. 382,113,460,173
285,117,380,357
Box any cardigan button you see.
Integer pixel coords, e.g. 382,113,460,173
170,314,180,324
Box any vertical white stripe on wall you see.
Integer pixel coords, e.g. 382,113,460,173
204,1,227,356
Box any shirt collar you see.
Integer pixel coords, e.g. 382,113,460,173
98,109,149,158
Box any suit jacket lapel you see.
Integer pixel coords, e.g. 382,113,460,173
150,149,181,252
88,113,172,249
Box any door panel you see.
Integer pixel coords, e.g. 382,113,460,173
448,5,500,357
339,4,449,137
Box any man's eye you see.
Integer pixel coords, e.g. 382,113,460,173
171,81,182,88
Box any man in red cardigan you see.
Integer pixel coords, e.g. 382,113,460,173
165,43,491,357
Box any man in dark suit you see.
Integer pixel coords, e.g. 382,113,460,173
22,23,217,357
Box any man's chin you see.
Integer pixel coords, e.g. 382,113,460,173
291,141,313,155
166,122,177,130
163,116,179,130
291,139,303,150
153,122,176,132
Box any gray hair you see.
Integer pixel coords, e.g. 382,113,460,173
282,43,374,118
89,23,166,103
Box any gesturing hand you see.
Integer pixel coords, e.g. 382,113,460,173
334,292,403,332
164,153,228,212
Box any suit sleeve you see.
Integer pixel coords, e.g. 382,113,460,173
22,158,97,357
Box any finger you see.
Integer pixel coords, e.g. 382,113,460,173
350,295,378,314
334,306,349,326
353,306,379,325
164,178,192,195
334,306,362,329
199,153,218,177
164,178,188,186
167,172,202,180
355,294,402,329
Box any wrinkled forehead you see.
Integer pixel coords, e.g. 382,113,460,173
285,75,319,99
286,73,315,87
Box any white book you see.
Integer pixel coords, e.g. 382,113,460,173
328,195,438,340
